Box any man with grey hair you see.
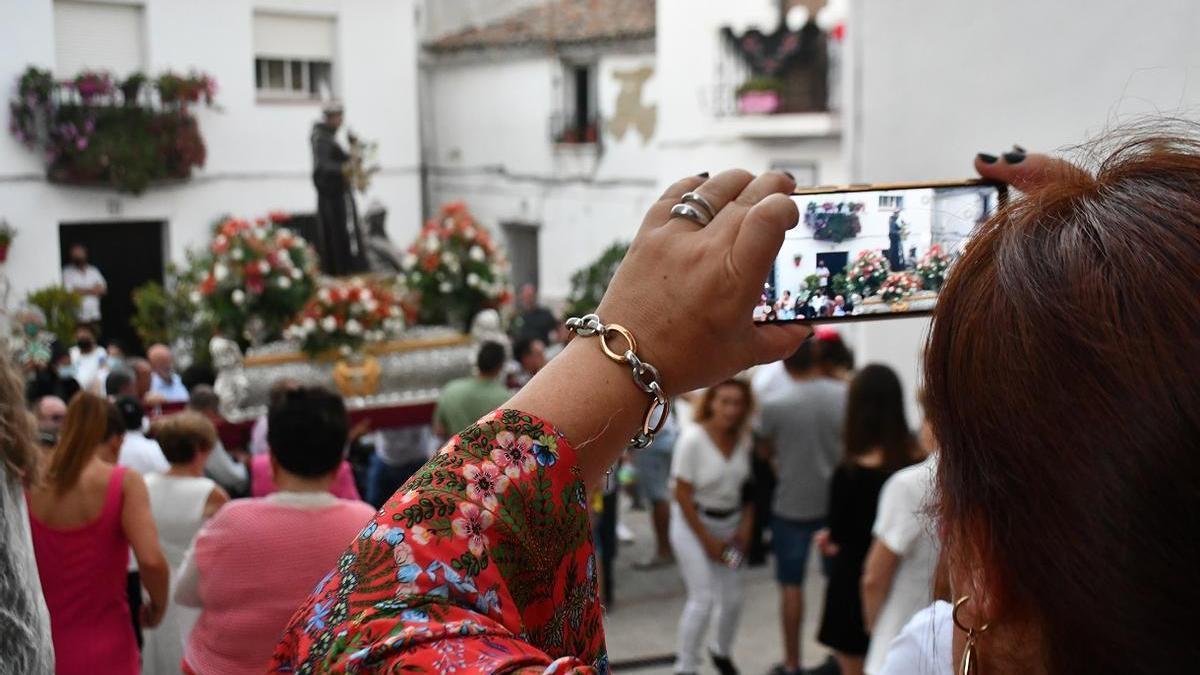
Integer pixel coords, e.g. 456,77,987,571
188,385,249,496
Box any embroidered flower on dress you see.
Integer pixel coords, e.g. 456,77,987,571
451,502,494,556
490,431,537,479
462,461,509,510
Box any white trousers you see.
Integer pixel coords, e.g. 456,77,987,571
669,502,744,673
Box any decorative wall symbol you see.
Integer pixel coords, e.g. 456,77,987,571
609,65,657,144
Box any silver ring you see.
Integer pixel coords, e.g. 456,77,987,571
681,191,716,219
670,202,712,226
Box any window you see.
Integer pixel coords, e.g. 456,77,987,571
253,12,335,101
557,62,597,144
54,0,145,76
879,194,904,210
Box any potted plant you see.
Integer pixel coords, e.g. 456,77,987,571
0,220,14,263
74,71,113,102
736,76,783,114
120,73,147,105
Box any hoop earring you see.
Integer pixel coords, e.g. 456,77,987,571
952,595,991,675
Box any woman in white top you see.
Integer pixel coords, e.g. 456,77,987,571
860,438,939,675
668,379,755,675
140,412,228,675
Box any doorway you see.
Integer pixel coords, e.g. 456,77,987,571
59,220,165,356
502,222,540,292
815,251,848,277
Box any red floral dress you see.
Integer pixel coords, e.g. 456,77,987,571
271,409,608,674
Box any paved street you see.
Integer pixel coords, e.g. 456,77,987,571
602,495,832,674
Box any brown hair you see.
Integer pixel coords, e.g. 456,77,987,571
693,379,755,434
152,411,217,464
925,133,1200,672
0,351,38,485
45,392,110,494
843,364,916,470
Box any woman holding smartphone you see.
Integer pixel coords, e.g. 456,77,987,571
668,379,756,675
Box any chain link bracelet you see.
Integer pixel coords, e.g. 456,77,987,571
564,313,669,449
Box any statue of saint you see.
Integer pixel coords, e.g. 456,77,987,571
310,102,367,276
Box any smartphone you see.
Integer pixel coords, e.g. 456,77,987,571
755,179,1007,324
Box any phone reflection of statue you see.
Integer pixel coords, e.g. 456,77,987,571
310,102,367,276
887,210,907,271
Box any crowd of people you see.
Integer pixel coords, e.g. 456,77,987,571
1,138,1197,675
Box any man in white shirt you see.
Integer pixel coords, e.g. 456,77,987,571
68,324,107,393
147,343,190,403
62,244,106,325
115,396,169,475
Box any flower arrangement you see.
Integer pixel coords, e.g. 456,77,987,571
196,213,318,345
285,278,406,357
879,271,922,304
915,244,953,291
8,65,217,193
845,249,891,298
401,202,511,329
804,201,865,243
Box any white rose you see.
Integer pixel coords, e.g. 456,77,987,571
424,234,439,251
345,319,363,335
441,252,457,266
277,276,291,289
189,290,201,304
231,289,245,305
363,299,379,313
466,272,480,288
302,317,316,331
231,248,244,261
318,288,332,303
439,281,453,294
258,260,271,274
214,235,228,248
402,253,417,270
464,226,477,240
213,263,229,281
388,306,401,317
469,246,485,262
290,268,303,280
321,316,338,333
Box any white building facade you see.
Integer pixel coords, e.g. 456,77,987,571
0,0,422,345
420,0,661,302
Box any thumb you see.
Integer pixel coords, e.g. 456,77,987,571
750,323,812,367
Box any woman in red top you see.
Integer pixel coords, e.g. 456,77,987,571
271,169,812,673
27,392,169,675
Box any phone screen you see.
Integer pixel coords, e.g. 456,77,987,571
756,181,1005,323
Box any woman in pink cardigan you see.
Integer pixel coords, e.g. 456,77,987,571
176,386,376,674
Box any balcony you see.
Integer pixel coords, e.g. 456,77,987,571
550,112,600,146
713,20,840,139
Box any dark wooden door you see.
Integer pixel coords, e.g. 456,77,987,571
59,220,165,356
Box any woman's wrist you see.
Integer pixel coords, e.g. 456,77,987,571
505,337,648,485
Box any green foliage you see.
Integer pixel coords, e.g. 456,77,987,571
130,252,218,366
26,286,79,343
565,241,629,318
830,272,848,297
803,274,821,293
131,282,173,347
736,75,784,95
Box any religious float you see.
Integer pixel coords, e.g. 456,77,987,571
846,245,950,316
192,203,511,430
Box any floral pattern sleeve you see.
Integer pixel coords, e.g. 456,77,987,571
271,409,608,674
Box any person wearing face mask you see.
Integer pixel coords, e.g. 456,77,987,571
61,244,106,328
26,341,81,405
69,325,106,394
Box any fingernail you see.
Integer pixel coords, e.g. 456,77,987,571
977,153,998,164
1003,151,1026,164
697,171,710,178
782,171,795,181
1012,144,1026,153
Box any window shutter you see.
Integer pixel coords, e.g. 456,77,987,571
53,0,145,76
253,12,336,61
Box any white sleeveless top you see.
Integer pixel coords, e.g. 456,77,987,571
142,474,217,675
144,474,217,569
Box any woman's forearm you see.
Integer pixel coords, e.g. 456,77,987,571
506,339,647,487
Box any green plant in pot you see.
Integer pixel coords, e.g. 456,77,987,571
0,220,15,263
736,76,783,114
565,241,629,318
120,73,147,105
26,286,79,344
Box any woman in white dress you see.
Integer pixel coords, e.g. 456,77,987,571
141,412,228,675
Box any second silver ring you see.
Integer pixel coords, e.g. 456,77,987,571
681,191,717,220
